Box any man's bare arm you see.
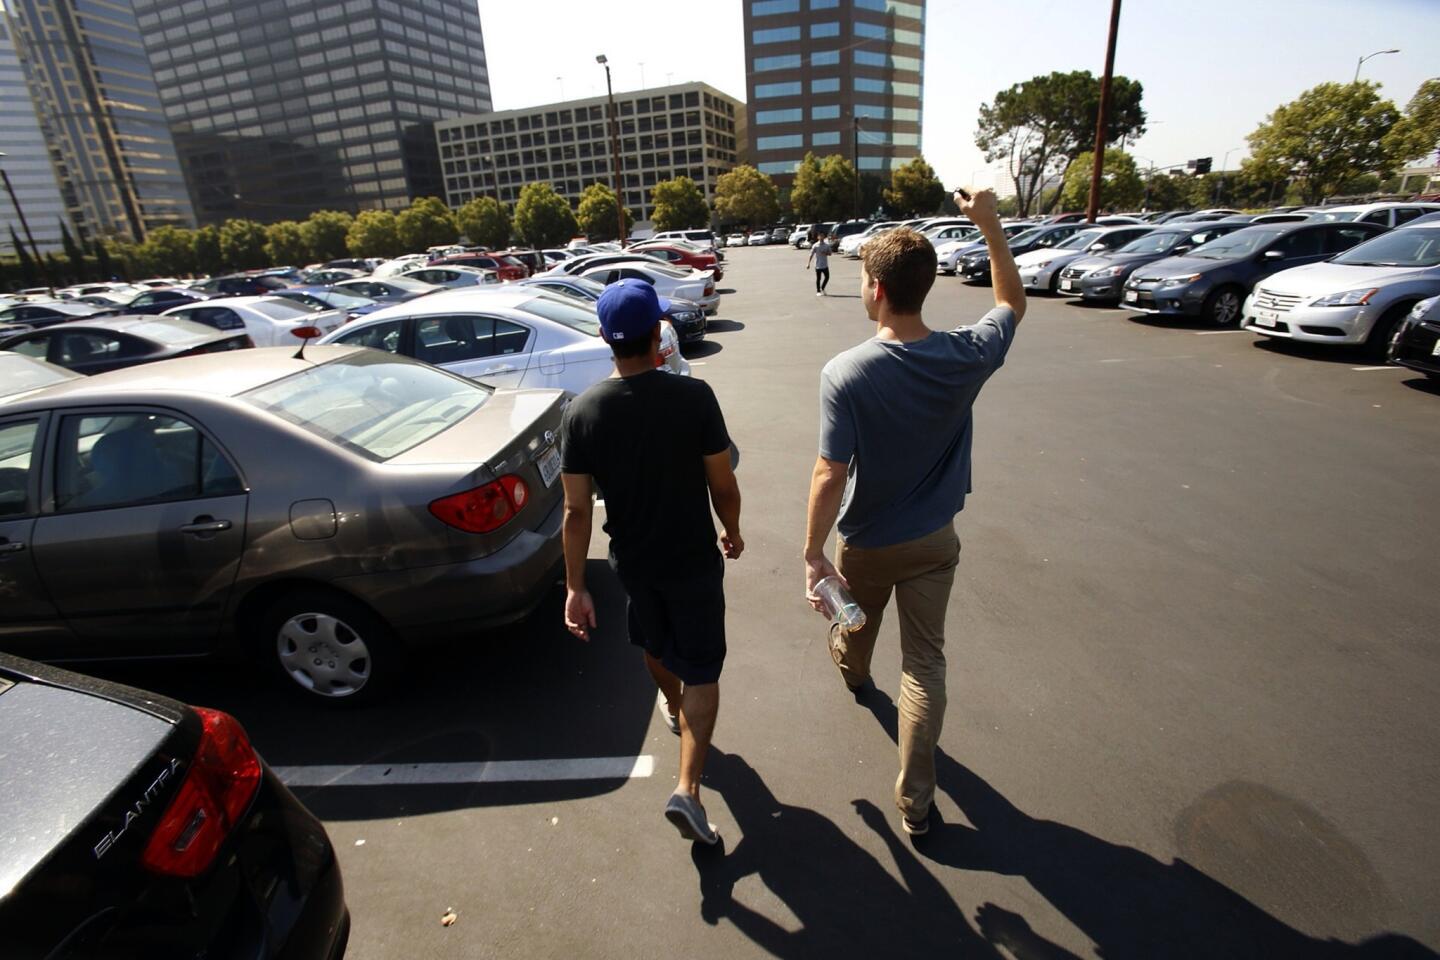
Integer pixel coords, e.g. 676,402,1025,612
560,473,596,639
703,450,743,559
959,188,1026,325
803,455,849,609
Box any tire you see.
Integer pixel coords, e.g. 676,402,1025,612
1048,270,1062,294
1202,286,1244,326
1363,302,1413,362
258,589,404,706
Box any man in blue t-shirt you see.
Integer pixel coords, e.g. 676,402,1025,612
803,188,1025,837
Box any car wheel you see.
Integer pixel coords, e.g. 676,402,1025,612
1202,286,1243,326
1363,303,1413,362
259,589,403,706
1048,271,1062,294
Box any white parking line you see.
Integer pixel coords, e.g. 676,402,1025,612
1098,355,1195,363
1194,330,1252,335
1351,365,1402,372
274,755,655,788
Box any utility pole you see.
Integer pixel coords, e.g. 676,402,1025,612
852,116,861,220
597,55,627,243
1086,0,1122,223
0,152,44,263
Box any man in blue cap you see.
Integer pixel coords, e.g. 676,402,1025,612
559,278,743,846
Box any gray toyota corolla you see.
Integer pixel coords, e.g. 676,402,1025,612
0,345,565,704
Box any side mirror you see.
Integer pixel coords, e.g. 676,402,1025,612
1262,249,1284,261
1174,245,1192,255
1088,243,1107,252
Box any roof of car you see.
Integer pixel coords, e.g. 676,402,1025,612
164,295,278,308
0,344,365,408
5,315,232,340
342,286,544,322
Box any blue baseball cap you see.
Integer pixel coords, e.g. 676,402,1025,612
596,278,670,344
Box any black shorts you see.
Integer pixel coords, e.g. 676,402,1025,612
612,551,726,685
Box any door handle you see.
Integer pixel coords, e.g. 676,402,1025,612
0,540,26,554
484,364,516,374
179,518,232,535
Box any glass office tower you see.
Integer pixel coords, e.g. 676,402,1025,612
3,0,194,243
132,0,492,224
742,0,924,192
0,3,69,252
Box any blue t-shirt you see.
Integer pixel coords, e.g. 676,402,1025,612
818,307,1016,548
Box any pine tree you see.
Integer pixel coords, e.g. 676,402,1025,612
60,220,86,284
11,226,38,288
92,237,116,280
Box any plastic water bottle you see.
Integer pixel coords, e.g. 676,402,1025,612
813,576,867,632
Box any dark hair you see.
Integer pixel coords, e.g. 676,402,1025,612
861,228,937,313
608,324,657,359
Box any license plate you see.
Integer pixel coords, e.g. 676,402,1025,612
1253,308,1279,328
537,445,561,487
1124,289,1138,303
1060,279,1074,292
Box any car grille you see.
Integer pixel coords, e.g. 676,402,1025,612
1132,275,1166,285
1061,266,1088,281
1251,288,1303,312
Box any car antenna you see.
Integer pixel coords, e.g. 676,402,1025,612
291,325,322,361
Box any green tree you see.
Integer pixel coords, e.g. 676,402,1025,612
91,236,115,279
60,221,86,283
193,225,223,275
816,155,859,221
575,182,630,241
218,218,267,269
396,196,459,251
144,226,197,276
514,182,579,248
883,156,947,216
975,70,1146,216
300,210,354,262
789,154,827,221
10,226,38,288
1391,77,1440,166
650,176,710,231
263,221,309,265
456,196,512,248
1247,81,1405,205
1059,148,1143,211
860,173,887,218
713,164,780,227
346,210,402,258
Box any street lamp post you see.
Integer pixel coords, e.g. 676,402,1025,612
851,116,861,220
1215,146,1241,205
596,55,627,244
1354,48,1399,83
0,151,43,263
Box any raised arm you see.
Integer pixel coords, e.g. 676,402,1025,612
959,188,1026,325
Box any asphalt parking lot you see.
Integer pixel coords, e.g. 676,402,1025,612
101,244,1440,959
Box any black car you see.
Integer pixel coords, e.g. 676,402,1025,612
1121,221,1388,325
1058,223,1246,302
959,222,1090,283
191,274,291,297
0,316,251,375
0,300,115,329
1387,295,1440,378
121,287,211,315
0,654,349,959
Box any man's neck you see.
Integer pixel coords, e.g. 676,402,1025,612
613,354,658,378
875,310,929,343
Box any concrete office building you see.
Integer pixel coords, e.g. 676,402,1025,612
131,0,493,224
2,0,194,243
742,0,924,191
435,81,744,224
0,4,68,252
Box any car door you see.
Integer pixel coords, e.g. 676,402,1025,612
0,415,69,654
1325,225,1381,257
30,408,248,654
1255,228,1328,286
412,314,532,388
330,317,404,354
1392,208,1426,227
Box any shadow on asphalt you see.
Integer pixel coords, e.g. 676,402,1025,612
88,560,657,820
851,691,1438,960
717,287,737,295
684,340,723,359
706,319,746,334
1251,338,1372,366
1064,298,1126,310
1399,375,1440,396
1125,313,1217,331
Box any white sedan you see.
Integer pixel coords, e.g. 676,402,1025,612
161,296,344,346
317,287,687,395
574,260,720,314
726,232,747,247
747,230,770,246
398,264,499,288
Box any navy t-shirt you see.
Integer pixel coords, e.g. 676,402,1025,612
818,307,1016,548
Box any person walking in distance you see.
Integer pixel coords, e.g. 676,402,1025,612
807,232,834,296
802,188,1025,837
560,279,744,846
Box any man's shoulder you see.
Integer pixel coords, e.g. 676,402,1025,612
822,339,887,384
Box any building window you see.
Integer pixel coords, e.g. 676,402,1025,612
811,78,840,94
753,26,800,44
894,108,920,122
754,54,802,72
811,50,839,66
758,159,799,175
810,21,839,38
757,134,804,151
810,0,838,7
854,0,921,15
855,78,922,97
751,0,799,13
756,81,802,98
755,108,803,124
855,104,888,119
812,131,841,146
854,21,887,40
854,51,922,71
811,105,840,120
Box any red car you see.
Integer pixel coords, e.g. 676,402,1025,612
432,253,529,281
633,244,723,281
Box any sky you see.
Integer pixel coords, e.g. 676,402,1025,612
476,0,1440,191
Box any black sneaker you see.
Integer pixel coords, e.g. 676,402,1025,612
665,792,720,845
901,811,931,837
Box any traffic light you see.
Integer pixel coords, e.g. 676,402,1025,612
1194,157,1213,175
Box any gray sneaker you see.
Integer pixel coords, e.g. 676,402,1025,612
665,792,720,845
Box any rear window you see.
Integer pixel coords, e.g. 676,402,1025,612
520,293,602,336
250,299,315,321
241,351,491,461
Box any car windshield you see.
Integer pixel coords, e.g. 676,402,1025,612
1056,229,1104,251
250,299,316,320
378,278,434,293
520,293,603,336
1308,210,1360,222
1117,231,1182,254
1009,228,1045,246
241,351,490,461
316,290,375,309
1333,227,1440,267
1186,229,1285,259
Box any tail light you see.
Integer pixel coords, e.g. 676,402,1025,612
704,283,715,297
429,475,528,533
290,325,322,339
142,708,261,878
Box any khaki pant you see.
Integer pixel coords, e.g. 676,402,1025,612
831,523,960,822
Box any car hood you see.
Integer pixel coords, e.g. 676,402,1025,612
1017,248,1086,267
1134,255,1228,279
1252,260,1438,296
